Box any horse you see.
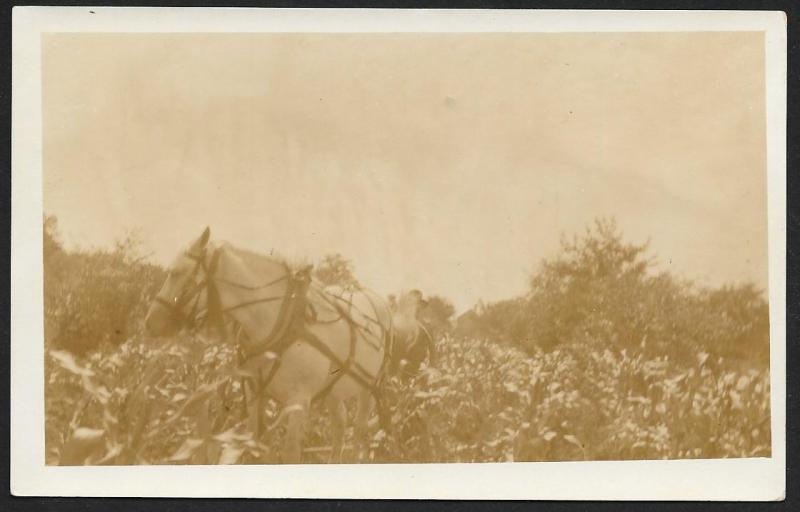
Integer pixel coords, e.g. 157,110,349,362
144,227,393,463
389,289,436,379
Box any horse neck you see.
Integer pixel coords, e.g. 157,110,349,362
214,245,290,344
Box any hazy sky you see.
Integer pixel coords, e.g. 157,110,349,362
43,32,767,312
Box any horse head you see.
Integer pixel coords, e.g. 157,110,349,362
145,227,219,337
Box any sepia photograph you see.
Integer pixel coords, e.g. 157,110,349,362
12,7,786,500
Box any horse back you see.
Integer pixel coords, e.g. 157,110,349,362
306,284,392,354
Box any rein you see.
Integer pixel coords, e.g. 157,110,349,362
155,247,292,344
159,245,391,437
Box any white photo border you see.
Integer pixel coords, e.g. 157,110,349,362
11,7,787,500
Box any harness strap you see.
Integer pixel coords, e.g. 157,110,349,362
312,290,385,350
237,278,392,435
243,326,377,407
324,292,387,329
205,262,228,341
301,328,379,403
221,296,285,313
239,269,313,390
242,277,298,359
310,319,356,404
214,273,289,291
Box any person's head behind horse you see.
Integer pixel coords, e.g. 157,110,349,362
391,289,434,377
396,289,428,319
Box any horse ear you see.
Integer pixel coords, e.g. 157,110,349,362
192,227,211,252
199,226,211,247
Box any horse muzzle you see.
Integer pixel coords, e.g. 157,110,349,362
144,301,179,337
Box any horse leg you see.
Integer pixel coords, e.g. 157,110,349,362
326,396,346,464
240,378,249,421
353,388,374,462
245,377,267,441
281,397,310,464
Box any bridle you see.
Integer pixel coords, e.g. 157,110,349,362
154,249,210,330
153,246,304,356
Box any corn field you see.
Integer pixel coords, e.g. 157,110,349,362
43,217,771,465
45,330,770,465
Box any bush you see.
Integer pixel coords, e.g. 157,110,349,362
44,216,165,355
456,218,769,368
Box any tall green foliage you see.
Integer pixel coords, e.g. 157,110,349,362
46,332,771,464
525,218,652,351
43,215,165,355
456,218,769,367
43,216,770,465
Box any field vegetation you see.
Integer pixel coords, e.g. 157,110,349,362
43,216,771,464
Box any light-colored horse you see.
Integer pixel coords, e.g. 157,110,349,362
389,290,435,378
144,228,393,463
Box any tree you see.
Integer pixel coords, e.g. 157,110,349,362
524,217,653,351
448,216,769,367
44,214,64,259
689,283,769,365
44,215,67,344
313,253,360,288
521,217,768,365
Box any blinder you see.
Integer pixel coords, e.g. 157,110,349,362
154,247,218,332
